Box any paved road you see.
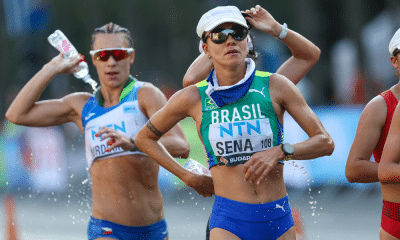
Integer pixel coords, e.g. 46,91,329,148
0,185,382,240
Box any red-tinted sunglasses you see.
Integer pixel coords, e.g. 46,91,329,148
89,48,134,61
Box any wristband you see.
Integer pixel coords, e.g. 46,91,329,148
130,136,139,152
277,23,288,40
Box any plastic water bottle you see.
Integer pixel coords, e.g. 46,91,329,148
47,30,98,91
184,159,211,177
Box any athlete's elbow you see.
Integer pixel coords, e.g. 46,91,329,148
321,134,334,156
378,165,391,184
311,46,321,62
5,110,20,125
345,166,359,183
182,75,193,88
171,140,190,159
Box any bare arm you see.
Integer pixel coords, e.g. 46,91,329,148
275,74,334,159
244,74,334,184
138,83,190,158
378,104,400,184
5,53,88,129
244,5,320,85
345,96,385,183
135,86,214,196
183,53,213,87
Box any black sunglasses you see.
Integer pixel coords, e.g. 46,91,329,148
203,25,249,44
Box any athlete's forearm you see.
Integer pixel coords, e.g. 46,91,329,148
379,163,400,184
345,159,379,183
291,133,334,160
276,30,320,85
183,53,213,87
280,30,320,63
6,63,57,123
159,134,190,159
136,130,192,183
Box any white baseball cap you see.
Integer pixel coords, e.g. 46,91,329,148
389,28,400,55
196,6,248,38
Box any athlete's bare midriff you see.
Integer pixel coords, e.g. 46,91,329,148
381,184,400,203
210,163,286,204
89,154,164,226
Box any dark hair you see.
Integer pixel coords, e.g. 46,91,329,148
393,48,400,57
91,22,134,49
247,34,258,62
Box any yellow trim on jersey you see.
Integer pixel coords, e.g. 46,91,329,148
255,71,272,77
196,80,208,88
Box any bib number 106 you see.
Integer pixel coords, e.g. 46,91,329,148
261,138,272,148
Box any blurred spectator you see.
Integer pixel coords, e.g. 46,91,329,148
360,2,400,92
331,39,367,104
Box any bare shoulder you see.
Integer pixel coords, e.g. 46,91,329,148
170,85,201,106
138,82,166,98
62,92,92,109
268,73,302,106
361,94,387,124
269,73,296,89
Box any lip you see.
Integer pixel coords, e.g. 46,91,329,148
105,71,119,79
225,49,240,55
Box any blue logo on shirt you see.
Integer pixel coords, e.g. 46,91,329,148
123,105,137,114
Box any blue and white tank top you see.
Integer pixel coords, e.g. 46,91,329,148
82,78,148,167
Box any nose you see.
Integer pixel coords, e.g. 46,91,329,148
225,35,236,45
106,55,117,66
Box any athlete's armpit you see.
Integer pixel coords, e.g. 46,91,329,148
146,120,164,137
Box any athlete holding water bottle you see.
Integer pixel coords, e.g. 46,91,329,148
5,22,210,240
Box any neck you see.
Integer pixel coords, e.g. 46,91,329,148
213,61,247,86
96,76,134,107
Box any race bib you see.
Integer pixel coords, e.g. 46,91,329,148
208,118,273,166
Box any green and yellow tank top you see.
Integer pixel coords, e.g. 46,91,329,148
196,71,283,169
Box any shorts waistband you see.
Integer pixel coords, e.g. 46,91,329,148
89,217,166,233
383,200,400,222
213,195,291,222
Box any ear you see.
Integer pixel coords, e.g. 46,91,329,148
129,50,135,65
202,42,210,57
391,56,398,69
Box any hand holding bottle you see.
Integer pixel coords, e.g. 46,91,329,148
47,53,81,75
48,30,98,91
184,158,211,177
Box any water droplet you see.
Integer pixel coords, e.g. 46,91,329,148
309,201,314,204
303,172,308,176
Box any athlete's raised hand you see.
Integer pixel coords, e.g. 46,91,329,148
47,53,81,75
243,5,283,38
95,127,136,152
243,146,282,184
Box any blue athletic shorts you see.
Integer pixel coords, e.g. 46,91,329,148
87,216,168,240
209,195,294,240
